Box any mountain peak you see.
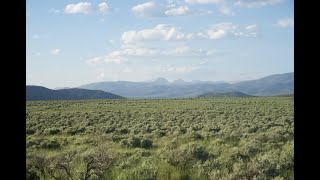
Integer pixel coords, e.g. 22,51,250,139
150,77,170,85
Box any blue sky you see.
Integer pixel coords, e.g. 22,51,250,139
26,0,294,89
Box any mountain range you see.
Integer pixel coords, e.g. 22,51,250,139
26,86,125,101
198,91,254,98
79,72,293,98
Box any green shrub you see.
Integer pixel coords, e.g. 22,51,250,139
158,130,166,137
191,146,209,162
128,137,141,148
40,139,60,149
190,132,203,140
105,127,116,134
141,139,153,149
119,128,129,134
44,128,60,135
112,135,122,142
26,128,36,135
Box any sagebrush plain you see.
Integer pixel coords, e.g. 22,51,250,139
27,97,293,180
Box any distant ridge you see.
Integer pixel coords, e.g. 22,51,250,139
26,86,125,101
198,91,254,98
79,72,293,98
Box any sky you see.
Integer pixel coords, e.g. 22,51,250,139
26,0,294,89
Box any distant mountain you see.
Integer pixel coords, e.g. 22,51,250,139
231,72,294,96
79,72,293,98
172,79,188,85
198,91,254,98
26,86,125,101
150,77,170,85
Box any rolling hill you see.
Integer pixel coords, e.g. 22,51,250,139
79,72,293,98
26,86,125,101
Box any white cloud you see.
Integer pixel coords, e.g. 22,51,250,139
86,46,221,66
132,1,213,17
132,2,158,17
219,5,234,16
98,2,110,14
207,23,257,39
162,65,200,73
235,0,284,8
185,0,224,4
207,23,236,39
164,46,219,57
164,5,212,16
65,2,92,14
208,29,227,39
277,18,294,28
165,6,190,16
51,49,61,55
246,24,257,31
121,24,192,44
172,46,192,55
86,56,104,65
87,52,129,65
121,23,256,45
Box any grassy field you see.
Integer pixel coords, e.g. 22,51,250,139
26,97,294,180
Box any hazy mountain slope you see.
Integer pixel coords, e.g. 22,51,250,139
198,91,254,98
231,72,294,96
79,72,293,98
26,86,125,101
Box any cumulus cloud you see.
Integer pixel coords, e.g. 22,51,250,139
121,24,193,44
164,5,212,16
277,18,294,28
185,0,224,4
121,23,257,45
98,2,110,14
132,2,158,17
86,57,104,65
87,52,128,65
246,24,257,31
131,1,213,17
86,46,221,66
65,2,92,14
165,6,190,16
208,29,227,39
219,5,234,16
234,0,284,8
207,23,257,39
161,64,200,73
51,49,61,55
164,46,219,57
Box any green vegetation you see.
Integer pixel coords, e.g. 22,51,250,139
27,97,293,180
